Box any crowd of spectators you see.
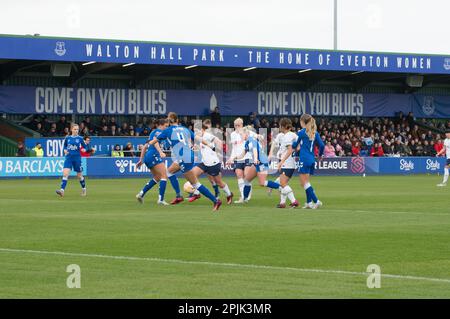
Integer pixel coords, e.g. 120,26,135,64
22,110,450,158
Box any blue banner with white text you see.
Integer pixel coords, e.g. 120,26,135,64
0,157,445,178
1,35,450,74
2,86,450,118
25,137,148,157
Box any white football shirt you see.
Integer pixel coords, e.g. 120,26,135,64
200,132,220,166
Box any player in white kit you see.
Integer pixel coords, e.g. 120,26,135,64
275,118,299,208
436,129,450,187
229,118,248,203
190,119,234,204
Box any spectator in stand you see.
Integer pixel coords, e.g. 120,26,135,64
46,124,58,137
249,112,260,129
210,106,221,128
16,142,26,157
423,140,435,156
82,117,93,134
124,142,135,157
110,125,118,136
410,140,417,155
111,144,124,157
343,139,353,156
415,141,424,156
324,142,336,158
352,142,361,156
80,136,95,157
402,141,413,156
434,137,444,155
56,116,69,135
62,127,70,137
35,122,46,136
32,142,44,157
109,117,118,128
135,122,144,136
98,125,109,136
120,122,130,136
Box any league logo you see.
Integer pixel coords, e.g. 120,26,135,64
115,159,129,174
422,96,435,116
444,58,450,71
55,41,67,57
350,157,365,174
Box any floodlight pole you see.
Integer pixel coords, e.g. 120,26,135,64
333,0,338,50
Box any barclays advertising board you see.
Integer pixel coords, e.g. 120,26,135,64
0,157,87,177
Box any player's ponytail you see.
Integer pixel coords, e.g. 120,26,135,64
300,114,317,141
167,112,178,125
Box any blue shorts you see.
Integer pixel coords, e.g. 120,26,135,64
255,162,269,173
177,160,196,174
197,162,221,176
298,160,315,175
144,152,163,169
280,168,295,178
64,158,82,173
446,159,450,166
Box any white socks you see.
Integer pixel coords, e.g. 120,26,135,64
221,183,232,196
444,168,449,184
280,185,296,204
238,178,245,198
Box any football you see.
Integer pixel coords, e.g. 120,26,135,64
183,181,195,194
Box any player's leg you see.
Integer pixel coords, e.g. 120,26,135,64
234,163,245,202
156,163,169,205
212,170,233,204
300,166,321,209
183,170,222,211
167,162,184,204
73,160,86,196
56,166,71,197
278,170,298,208
256,166,280,189
242,165,256,202
207,174,220,198
188,166,204,202
438,162,449,186
136,155,162,203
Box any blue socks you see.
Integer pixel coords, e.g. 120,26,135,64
79,177,86,189
197,184,217,203
169,174,181,197
142,178,157,196
243,183,252,200
159,179,167,201
305,186,318,203
265,180,280,189
212,183,220,197
61,176,68,190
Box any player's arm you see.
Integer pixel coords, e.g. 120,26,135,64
436,147,446,157
63,137,68,156
136,143,149,168
315,132,325,159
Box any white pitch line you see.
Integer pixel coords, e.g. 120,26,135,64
1,247,450,284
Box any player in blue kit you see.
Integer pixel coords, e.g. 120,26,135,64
149,112,222,211
56,123,93,197
135,119,170,205
279,114,325,209
228,127,280,202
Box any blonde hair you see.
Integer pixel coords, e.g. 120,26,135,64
234,118,243,126
300,114,317,141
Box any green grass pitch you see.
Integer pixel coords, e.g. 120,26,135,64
0,175,449,298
